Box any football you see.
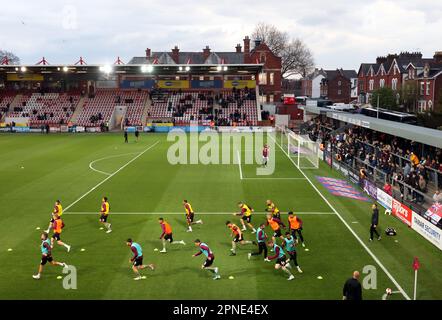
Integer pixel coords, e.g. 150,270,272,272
386,288,392,295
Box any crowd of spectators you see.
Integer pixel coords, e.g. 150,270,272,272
307,117,442,205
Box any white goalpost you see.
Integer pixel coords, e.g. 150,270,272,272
275,125,320,169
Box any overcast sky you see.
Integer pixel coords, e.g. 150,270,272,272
1,0,440,70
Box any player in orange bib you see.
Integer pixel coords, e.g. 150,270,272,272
225,221,254,256
158,218,186,253
288,211,305,247
45,200,62,233
183,200,203,232
266,213,286,244
51,213,71,252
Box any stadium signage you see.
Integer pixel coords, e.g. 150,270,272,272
411,211,442,250
363,180,377,200
391,198,412,226
376,188,393,210
191,80,223,89
223,80,256,89
158,80,190,89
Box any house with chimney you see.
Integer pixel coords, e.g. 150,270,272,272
301,68,357,103
357,51,442,112
128,36,282,103
319,69,358,103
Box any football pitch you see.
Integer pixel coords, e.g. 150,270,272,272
0,132,441,300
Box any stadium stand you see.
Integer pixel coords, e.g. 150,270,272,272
76,89,148,127
305,116,442,213
0,92,15,119
7,92,80,125
148,88,259,126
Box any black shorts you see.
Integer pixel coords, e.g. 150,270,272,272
233,234,244,243
41,254,53,265
203,256,214,267
50,218,55,223
52,233,61,241
187,212,194,223
242,215,252,223
100,214,108,222
164,233,173,242
273,229,282,238
288,251,297,260
133,256,143,267
276,256,287,266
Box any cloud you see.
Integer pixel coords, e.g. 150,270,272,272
0,0,440,71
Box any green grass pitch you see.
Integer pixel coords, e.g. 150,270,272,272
0,132,440,300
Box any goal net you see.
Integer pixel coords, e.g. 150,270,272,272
275,125,319,169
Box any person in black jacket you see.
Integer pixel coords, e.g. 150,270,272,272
343,271,362,300
369,203,381,241
124,129,128,143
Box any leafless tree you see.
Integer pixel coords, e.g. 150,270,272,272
252,23,314,79
0,50,20,65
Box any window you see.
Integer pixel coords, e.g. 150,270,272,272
259,72,267,85
420,82,424,95
428,100,433,110
426,82,430,95
380,79,385,88
338,80,342,86
269,94,274,102
269,72,274,85
338,89,342,95
392,78,397,90
369,80,374,91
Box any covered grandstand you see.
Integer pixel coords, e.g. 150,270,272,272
0,63,264,132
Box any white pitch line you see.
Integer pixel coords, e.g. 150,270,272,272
236,150,243,180
63,141,159,212
88,152,141,176
269,134,411,300
66,211,336,216
242,177,307,180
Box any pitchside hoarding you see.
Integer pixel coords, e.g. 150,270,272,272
377,188,393,210
391,198,412,226
411,211,442,250
363,180,377,200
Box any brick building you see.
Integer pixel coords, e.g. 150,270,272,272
358,51,442,112
128,36,282,103
319,69,357,103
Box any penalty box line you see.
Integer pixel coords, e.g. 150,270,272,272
63,141,160,213
66,211,336,216
269,134,411,301
236,149,306,181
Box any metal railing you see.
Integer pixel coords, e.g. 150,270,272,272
354,138,441,189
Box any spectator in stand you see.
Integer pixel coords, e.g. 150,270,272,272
410,152,420,166
416,175,427,204
383,182,392,196
403,162,411,177
432,190,442,204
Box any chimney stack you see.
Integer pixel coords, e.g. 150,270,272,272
235,43,242,53
243,36,250,54
171,45,180,64
203,45,211,60
145,48,151,58
434,51,442,63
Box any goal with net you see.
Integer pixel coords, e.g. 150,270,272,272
275,125,320,169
